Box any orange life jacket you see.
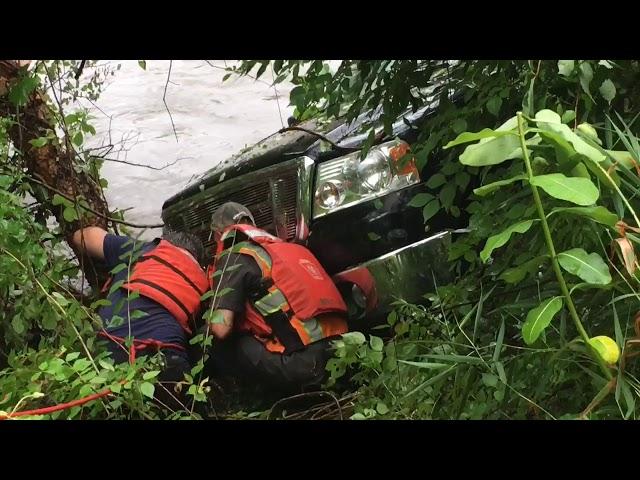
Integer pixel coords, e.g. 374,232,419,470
120,239,209,334
208,224,348,354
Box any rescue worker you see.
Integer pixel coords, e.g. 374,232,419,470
71,226,208,410
203,202,349,393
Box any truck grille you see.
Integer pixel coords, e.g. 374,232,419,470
162,161,299,263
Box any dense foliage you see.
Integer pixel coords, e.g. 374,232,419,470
234,60,640,419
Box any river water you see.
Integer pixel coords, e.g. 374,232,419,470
82,60,293,239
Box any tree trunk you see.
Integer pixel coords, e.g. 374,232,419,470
0,60,110,289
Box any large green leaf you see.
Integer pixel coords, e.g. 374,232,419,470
599,79,616,104
522,297,563,345
473,175,526,197
530,173,599,206
459,134,522,167
480,220,536,263
535,114,606,164
444,128,516,149
537,130,582,172
557,248,612,285
535,110,561,124
549,206,618,227
558,60,575,77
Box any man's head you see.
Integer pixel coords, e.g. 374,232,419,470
210,202,256,238
162,230,205,265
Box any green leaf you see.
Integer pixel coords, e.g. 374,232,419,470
367,232,381,241
473,175,526,197
455,171,471,190
41,313,57,330
486,96,502,116
599,79,616,104
99,359,114,372
108,279,125,297
535,118,606,163
444,128,515,149
535,109,562,125
110,263,128,275
63,206,79,222
558,60,575,77
562,110,576,124
480,220,535,263
217,287,233,297
51,291,69,307
8,75,38,106
398,360,450,370
143,370,160,380
499,255,549,284
376,402,389,415
72,132,83,146
425,173,446,189
204,310,225,325
140,382,155,398
557,248,612,285
129,310,148,320
458,134,521,167
579,62,594,100
549,206,618,227
90,376,107,385
342,331,366,345
66,352,81,362
530,173,599,206
200,290,216,301
29,137,48,148
11,316,25,334
417,354,484,365
522,297,563,345
369,335,384,352
72,358,91,372
138,60,147,70
422,199,440,223
451,119,467,134
52,194,69,207
65,113,78,124
482,373,499,388
439,183,456,209
407,193,434,208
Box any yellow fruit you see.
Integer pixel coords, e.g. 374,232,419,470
577,123,599,140
588,335,620,365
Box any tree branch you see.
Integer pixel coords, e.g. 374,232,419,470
164,60,178,142
28,175,164,229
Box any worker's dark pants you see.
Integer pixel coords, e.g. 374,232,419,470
202,334,336,394
108,345,191,413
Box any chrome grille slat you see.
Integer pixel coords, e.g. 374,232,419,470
164,160,300,263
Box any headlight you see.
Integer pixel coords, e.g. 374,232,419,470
313,139,420,219
358,150,391,191
315,180,344,209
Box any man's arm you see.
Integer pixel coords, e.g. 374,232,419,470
71,226,108,260
204,253,261,340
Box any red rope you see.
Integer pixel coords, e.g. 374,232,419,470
0,388,113,420
1,333,184,420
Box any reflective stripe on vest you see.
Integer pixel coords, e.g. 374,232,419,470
215,228,348,354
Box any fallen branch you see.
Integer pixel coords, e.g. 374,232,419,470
277,126,359,152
